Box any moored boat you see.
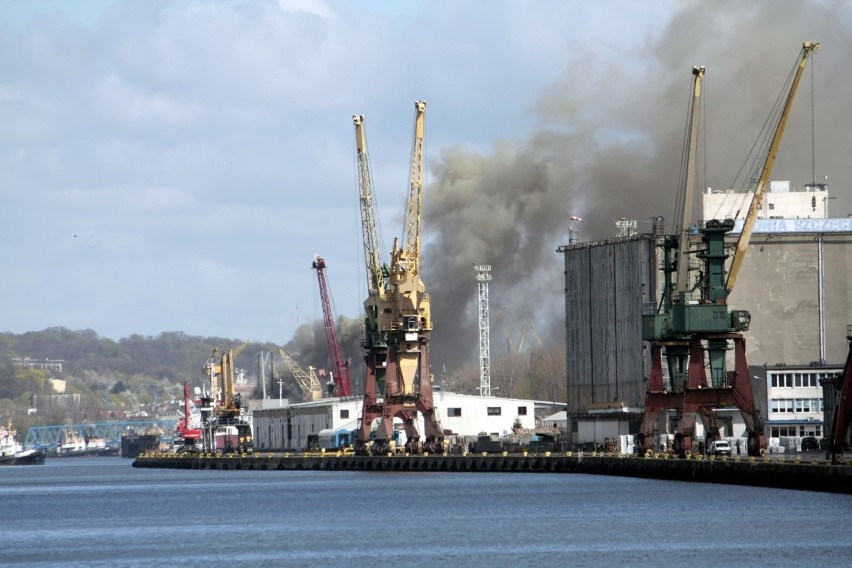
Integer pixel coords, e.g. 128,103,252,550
51,429,114,457
0,423,46,466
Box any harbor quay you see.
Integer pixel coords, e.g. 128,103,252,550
134,451,852,495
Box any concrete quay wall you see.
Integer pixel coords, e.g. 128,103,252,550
133,451,852,494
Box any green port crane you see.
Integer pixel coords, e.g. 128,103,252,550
640,42,819,457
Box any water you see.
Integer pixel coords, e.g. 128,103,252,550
1,457,850,567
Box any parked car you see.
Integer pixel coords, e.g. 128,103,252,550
707,440,732,457
800,436,820,451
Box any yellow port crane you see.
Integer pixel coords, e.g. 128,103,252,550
203,342,249,419
201,342,252,454
353,112,393,452
277,347,323,401
362,100,442,454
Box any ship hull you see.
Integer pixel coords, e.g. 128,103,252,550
0,448,46,466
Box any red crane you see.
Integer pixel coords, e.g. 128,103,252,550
177,382,201,443
312,255,351,397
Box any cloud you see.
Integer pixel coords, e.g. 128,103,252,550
0,0,849,380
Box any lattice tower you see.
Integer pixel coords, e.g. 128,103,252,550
475,264,492,396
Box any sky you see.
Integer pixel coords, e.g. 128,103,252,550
2,0,850,375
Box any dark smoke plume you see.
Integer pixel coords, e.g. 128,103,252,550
423,0,852,373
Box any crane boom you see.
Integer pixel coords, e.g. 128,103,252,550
353,115,385,294
312,255,351,397
403,100,426,276
675,65,705,295
725,41,819,294
278,347,323,400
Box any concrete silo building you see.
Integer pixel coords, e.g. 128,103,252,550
559,183,851,448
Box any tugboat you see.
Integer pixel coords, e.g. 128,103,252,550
52,427,107,457
0,421,45,466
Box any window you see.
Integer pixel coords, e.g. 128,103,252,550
340,409,349,420
487,407,502,416
771,399,802,414
768,203,775,210
771,426,798,437
517,406,528,416
447,408,462,417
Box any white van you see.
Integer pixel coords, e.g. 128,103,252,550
707,440,731,456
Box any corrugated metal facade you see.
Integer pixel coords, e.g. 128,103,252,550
562,236,659,415
253,407,289,451
561,230,852,421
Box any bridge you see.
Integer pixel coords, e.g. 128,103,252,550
24,420,177,449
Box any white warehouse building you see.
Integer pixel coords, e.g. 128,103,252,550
252,392,562,451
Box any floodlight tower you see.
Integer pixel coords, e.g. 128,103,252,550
475,264,492,396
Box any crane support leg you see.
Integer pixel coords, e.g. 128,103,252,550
729,337,766,455
356,354,386,455
641,345,683,454
827,331,852,463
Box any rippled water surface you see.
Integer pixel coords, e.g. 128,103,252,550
1,457,850,567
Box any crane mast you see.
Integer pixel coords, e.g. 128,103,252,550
726,41,820,294
312,255,351,397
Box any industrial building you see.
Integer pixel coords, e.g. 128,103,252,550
252,392,561,451
559,182,851,450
